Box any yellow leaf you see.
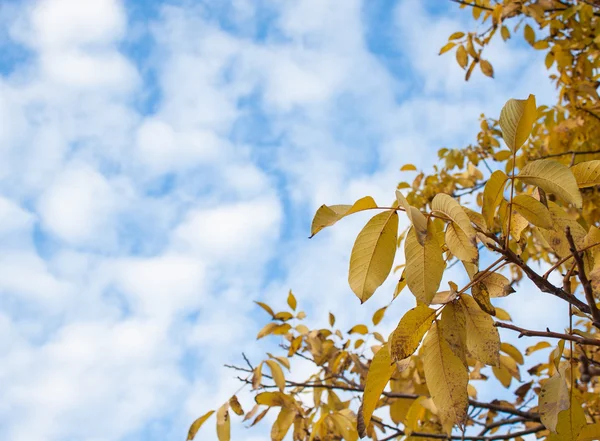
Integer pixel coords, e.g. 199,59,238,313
229,395,244,416
271,408,296,441
255,301,275,317
571,160,600,188
499,94,537,153
187,410,214,441
525,341,551,355
405,226,445,305
310,196,377,237
389,398,414,425
287,291,297,310
362,344,395,431
456,45,468,68
243,404,260,422
439,41,456,55
445,222,478,263
512,194,553,229
577,423,600,441
501,25,510,41
422,322,469,434
349,324,369,335
431,194,476,240
274,312,293,321
252,363,263,389
401,164,418,171
396,190,428,245
448,31,465,40
501,342,524,365
257,323,291,339
439,302,467,367
372,306,387,326
476,272,515,298
267,354,291,371
255,392,294,407
460,295,500,366
329,312,335,327
540,371,569,432
492,364,512,388
390,304,435,361
479,59,494,78
549,397,587,441
265,359,286,392
404,397,427,436
518,159,582,207
494,307,511,321
330,412,359,441
524,23,535,45
500,354,520,381
471,282,496,316
348,210,399,303
216,403,230,441
393,272,407,300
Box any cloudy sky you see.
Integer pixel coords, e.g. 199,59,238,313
0,1,567,440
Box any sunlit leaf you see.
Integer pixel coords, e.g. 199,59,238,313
187,410,214,441
518,159,582,207
287,291,297,310
271,408,296,441
512,194,554,229
540,370,570,432
390,304,436,361
361,344,395,434
571,160,600,188
265,359,286,392
499,94,537,153
405,226,446,305
483,170,509,228
349,210,399,303
422,322,469,434
396,190,428,245
310,196,378,237
460,295,500,366
216,403,230,441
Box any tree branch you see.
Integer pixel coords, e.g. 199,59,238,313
495,321,600,347
566,227,600,327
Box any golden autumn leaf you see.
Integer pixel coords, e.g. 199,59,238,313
501,25,510,40
517,159,582,207
404,226,446,305
445,222,479,263
271,408,296,441
475,272,515,298
349,324,369,335
348,210,398,303
577,423,600,441
396,190,428,245
431,194,476,241
361,344,395,434
471,282,496,316
400,163,418,171
229,395,244,416
287,291,297,310
422,322,469,434
390,304,435,362
439,302,467,367
255,301,275,317
216,403,230,441
255,392,294,407
460,295,500,366
265,359,286,392
372,306,386,326
187,410,214,441
548,396,586,441
403,396,427,436
482,170,509,228
524,23,535,45
571,160,600,188
456,45,468,68
331,412,359,441
310,196,377,237
539,370,570,432
479,59,494,77
511,194,554,229
499,94,537,153
500,342,524,365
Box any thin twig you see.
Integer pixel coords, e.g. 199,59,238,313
495,321,600,346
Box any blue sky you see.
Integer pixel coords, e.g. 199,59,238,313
0,1,568,440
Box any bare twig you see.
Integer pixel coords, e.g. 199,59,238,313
495,321,600,346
